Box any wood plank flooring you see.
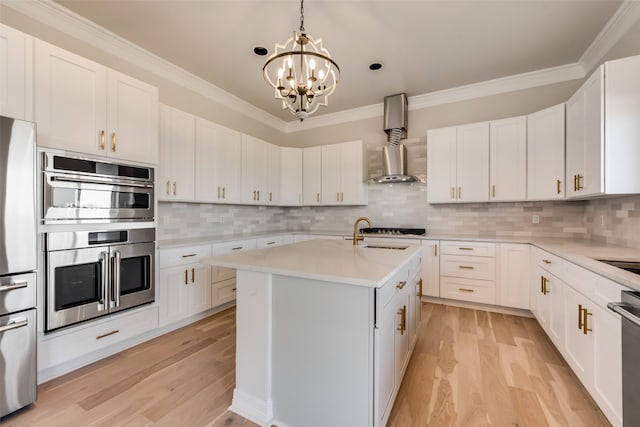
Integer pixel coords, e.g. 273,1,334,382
2,303,610,427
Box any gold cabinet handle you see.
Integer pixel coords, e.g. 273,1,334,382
582,306,592,335
317,193,320,203
173,181,177,196
458,187,462,199
542,259,552,264
257,190,260,200
492,184,496,198
337,192,340,202
540,275,544,294
543,276,549,295
459,288,474,293
181,254,196,258
96,330,119,340
111,132,117,152
573,175,577,192
222,187,225,199
396,281,407,290
191,267,195,283
100,130,105,150
417,278,423,297
232,288,237,291
458,265,474,270
269,192,272,202
166,180,171,196
434,245,438,256
557,179,562,194
450,187,455,199
217,187,221,199
397,305,407,335
253,190,256,201
459,247,474,251
184,269,188,285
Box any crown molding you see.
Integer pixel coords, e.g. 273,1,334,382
3,0,287,132
288,62,585,133
579,0,640,74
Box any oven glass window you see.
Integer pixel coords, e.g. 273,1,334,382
119,255,151,295
51,188,150,209
54,262,102,310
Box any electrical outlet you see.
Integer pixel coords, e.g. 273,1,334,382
532,215,540,224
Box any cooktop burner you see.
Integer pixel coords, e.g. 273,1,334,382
360,227,426,236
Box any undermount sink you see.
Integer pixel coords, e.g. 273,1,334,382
361,244,409,250
597,259,640,276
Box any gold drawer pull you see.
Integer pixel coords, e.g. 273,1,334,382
557,179,561,194
459,247,474,251
100,130,105,150
396,281,407,290
217,187,221,199
96,330,119,340
458,265,474,269
458,288,474,293
450,187,455,199
184,269,188,285
542,259,552,264
181,253,196,258
191,268,195,283
111,132,117,152
222,187,225,199
417,278,423,297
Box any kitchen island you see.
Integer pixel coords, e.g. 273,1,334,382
203,239,423,427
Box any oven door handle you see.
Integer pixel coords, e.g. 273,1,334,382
49,175,153,189
608,302,640,328
113,250,122,308
100,251,109,312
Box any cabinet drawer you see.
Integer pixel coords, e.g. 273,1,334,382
440,241,496,257
377,268,409,309
212,278,237,307
440,276,496,304
210,239,257,283
160,245,212,269
256,236,284,249
39,306,158,371
534,248,565,279
441,255,496,280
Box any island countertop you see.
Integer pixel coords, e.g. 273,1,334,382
202,238,422,288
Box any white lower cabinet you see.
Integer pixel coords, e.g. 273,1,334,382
497,243,530,309
420,240,440,297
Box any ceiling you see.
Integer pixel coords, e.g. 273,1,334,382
55,0,622,122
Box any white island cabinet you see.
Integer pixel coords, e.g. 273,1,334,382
204,239,422,427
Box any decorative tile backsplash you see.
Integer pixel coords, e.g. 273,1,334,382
584,195,640,247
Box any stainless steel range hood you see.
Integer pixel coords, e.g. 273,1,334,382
369,93,418,183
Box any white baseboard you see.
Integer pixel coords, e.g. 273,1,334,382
229,389,273,427
421,296,534,318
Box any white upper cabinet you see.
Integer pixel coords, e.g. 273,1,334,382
194,117,242,204
0,24,29,120
320,140,366,205
34,40,158,164
266,143,281,205
321,143,341,204
489,116,526,201
158,105,195,201
241,134,268,204
566,55,640,198
527,104,566,200
303,146,322,205
427,126,457,203
428,122,489,203
280,147,303,205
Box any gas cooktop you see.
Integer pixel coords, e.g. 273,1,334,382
360,227,426,236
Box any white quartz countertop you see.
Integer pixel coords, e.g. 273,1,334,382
202,239,422,288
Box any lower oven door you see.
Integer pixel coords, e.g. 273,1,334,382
109,241,154,314
46,247,109,331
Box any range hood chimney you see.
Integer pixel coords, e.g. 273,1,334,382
369,93,418,183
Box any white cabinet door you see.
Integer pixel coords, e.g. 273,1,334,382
34,39,108,155
0,24,27,120
339,140,365,205
158,104,195,201
321,143,341,205
427,126,456,203
566,89,584,198
533,266,551,331
266,143,281,204
195,118,242,203
159,266,190,326
420,240,440,297
280,147,302,205
186,263,211,315
489,116,526,201
547,272,565,348
106,69,159,164
376,295,396,425
497,243,530,309
303,146,322,205
457,122,489,202
563,284,594,388
591,304,623,427
527,104,566,200
241,134,267,204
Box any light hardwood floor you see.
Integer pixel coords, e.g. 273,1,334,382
2,303,610,427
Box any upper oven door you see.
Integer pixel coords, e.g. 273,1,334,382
46,246,109,331
109,241,154,314
43,171,154,223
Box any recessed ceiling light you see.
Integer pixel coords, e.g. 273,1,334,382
253,46,268,56
369,63,383,71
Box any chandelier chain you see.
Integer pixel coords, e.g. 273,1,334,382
299,0,305,32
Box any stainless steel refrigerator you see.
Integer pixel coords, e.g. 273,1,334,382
0,116,37,418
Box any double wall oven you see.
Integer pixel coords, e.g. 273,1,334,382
42,153,156,332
